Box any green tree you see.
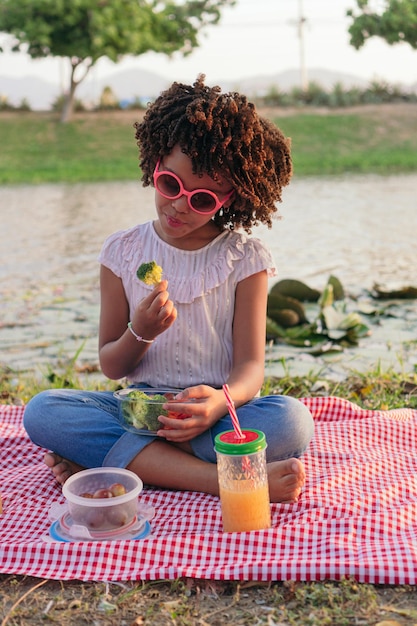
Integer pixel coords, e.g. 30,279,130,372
347,0,417,50
0,0,235,122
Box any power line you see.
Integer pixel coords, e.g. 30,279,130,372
220,19,346,28
220,22,282,27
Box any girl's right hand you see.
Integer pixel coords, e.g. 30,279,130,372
156,385,226,442
132,280,177,340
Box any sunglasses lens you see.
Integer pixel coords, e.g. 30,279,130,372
189,192,217,213
157,173,181,198
155,169,219,213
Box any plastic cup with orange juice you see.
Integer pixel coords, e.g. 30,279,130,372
214,429,271,532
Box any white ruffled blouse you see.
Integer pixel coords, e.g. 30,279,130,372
99,221,277,388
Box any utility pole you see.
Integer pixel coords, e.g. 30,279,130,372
297,0,308,91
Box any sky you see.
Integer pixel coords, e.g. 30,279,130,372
0,0,416,88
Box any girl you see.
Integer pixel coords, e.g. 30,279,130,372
24,75,314,503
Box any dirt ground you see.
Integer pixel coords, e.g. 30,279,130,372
2,574,417,625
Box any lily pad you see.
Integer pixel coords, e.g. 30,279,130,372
328,275,345,300
307,342,344,356
321,306,363,331
357,302,380,315
372,284,417,299
266,275,370,353
266,316,286,340
270,279,321,302
318,283,334,309
267,293,308,326
271,309,301,328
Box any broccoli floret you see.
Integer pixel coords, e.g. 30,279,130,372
122,390,149,429
137,261,163,285
122,390,167,431
141,394,167,430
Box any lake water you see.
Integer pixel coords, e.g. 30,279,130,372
1,174,416,382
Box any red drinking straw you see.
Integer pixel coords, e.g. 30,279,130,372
222,384,245,440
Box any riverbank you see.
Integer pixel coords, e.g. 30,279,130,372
1,103,417,184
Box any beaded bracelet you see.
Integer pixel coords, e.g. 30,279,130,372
127,322,154,344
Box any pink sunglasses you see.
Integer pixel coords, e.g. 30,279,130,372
153,159,234,215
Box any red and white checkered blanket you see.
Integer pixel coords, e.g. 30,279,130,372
1,399,417,584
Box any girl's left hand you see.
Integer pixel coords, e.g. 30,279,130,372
156,385,226,442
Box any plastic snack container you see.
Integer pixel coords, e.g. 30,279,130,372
62,467,143,531
114,388,187,434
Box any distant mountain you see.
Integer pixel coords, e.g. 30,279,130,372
0,68,171,110
0,75,59,110
0,67,414,111
77,67,171,107
219,68,370,94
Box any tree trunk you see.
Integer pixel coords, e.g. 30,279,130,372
60,66,78,123
59,59,92,123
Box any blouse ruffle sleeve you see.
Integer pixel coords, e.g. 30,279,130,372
98,228,130,278
98,223,277,305
148,231,277,304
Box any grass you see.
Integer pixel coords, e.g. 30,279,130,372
2,357,417,411
278,109,417,176
1,103,417,184
1,363,417,625
0,111,139,184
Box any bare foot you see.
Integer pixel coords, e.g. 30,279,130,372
44,452,84,485
267,458,305,503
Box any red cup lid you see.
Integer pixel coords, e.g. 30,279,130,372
214,429,267,455
218,430,259,444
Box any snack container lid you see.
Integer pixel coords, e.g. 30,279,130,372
214,429,267,455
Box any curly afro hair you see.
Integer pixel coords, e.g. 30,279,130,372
134,74,292,233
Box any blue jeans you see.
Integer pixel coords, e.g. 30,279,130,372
23,387,314,468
